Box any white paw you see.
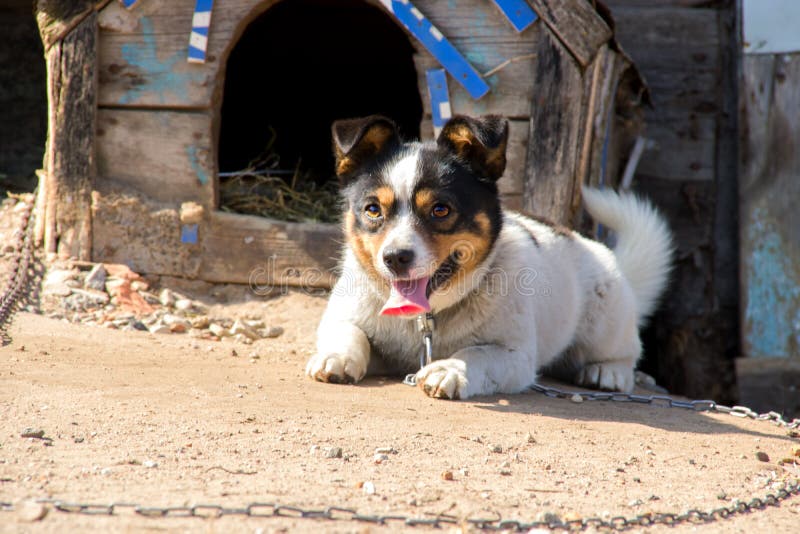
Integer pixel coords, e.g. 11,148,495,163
575,361,634,392
305,352,366,384
416,359,468,400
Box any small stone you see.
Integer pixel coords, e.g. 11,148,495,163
74,437,84,443
499,468,512,476
233,333,254,345
148,323,171,335
143,460,158,468
792,445,800,457
244,319,265,329
717,491,727,500
459,468,469,476
190,316,210,329
526,432,536,444
441,470,454,481
231,320,259,340
260,326,284,338
84,264,107,291
169,323,187,334
362,481,376,495
159,288,177,307
131,280,149,292
163,314,191,329
209,323,230,338
628,499,643,507
324,447,343,459
20,428,45,439
536,511,561,524
16,500,48,522
755,451,770,462
100,467,112,476
175,299,195,312
375,447,397,454
570,394,584,403
648,494,660,501
488,444,503,454
374,453,389,464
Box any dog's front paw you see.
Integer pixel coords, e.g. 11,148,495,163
305,352,367,384
416,359,468,400
575,361,634,392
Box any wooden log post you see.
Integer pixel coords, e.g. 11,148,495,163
36,1,98,260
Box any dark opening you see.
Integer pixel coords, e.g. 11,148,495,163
218,0,423,221
0,2,47,193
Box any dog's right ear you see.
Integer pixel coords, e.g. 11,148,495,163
332,116,400,182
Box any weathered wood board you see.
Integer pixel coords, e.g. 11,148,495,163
528,0,612,68
96,108,215,205
523,28,587,225
41,10,97,260
739,52,800,360
201,212,340,287
736,357,800,418
608,4,721,183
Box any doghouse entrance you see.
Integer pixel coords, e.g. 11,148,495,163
218,0,423,223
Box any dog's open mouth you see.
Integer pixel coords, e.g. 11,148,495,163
380,277,431,316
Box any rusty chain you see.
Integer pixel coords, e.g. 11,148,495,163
0,195,36,341
2,383,798,530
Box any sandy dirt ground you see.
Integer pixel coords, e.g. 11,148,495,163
1,290,799,533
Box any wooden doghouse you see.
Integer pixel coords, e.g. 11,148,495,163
35,0,646,288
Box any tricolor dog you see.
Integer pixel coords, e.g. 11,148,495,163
305,115,672,400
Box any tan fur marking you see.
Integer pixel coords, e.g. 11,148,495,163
345,211,388,285
414,188,436,212
447,125,475,154
375,186,395,211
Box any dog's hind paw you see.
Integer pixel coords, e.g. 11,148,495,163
305,352,366,384
575,361,634,392
416,359,468,400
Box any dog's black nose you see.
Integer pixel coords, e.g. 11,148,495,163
382,248,415,275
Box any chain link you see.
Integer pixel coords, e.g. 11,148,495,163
0,194,36,341
3,384,798,529
1,479,797,531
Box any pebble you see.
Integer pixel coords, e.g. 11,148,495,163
163,314,191,329
499,468,512,476
261,326,284,338
628,499,643,507
191,316,210,329
526,432,536,444
536,511,561,524
84,264,107,291
755,451,770,462
149,324,171,335
488,444,503,453
441,470,454,481
143,460,158,468
231,320,259,340
362,481,376,495
159,288,177,307
375,447,397,455
570,393,584,403
16,500,48,522
20,428,45,439
209,323,230,338
324,447,343,459
373,453,389,464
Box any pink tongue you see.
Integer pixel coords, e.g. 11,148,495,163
380,277,431,316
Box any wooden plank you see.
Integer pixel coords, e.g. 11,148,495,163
736,358,800,418
96,108,215,205
635,118,716,181
40,11,97,259
523,28,587,225
528,0,612,67
97,0,263,108
414,50,536,119
739,52,800,360
200,211,340,287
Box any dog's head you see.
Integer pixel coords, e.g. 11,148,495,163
332,114,508,316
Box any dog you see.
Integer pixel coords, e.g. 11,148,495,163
305,114,672,400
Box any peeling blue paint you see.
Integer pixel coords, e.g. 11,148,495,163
744,206,800,358
119,18,205,105
186,145,209,185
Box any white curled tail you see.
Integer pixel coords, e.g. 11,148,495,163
582,187,673,323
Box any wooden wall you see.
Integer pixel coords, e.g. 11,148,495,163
604,0,740,402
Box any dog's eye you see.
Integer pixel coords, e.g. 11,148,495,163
364,203,382,219
431,203,450,218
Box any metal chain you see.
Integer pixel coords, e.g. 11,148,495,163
2,384,798,530
0,195,36,339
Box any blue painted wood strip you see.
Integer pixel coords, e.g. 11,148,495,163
187,0,214,64
490,0,538,33
120,0,139,8
426,69,452,137
379,0,490,99
181,224,199,245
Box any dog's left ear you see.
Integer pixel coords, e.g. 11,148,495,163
437,115,509,181
332,115,401,182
